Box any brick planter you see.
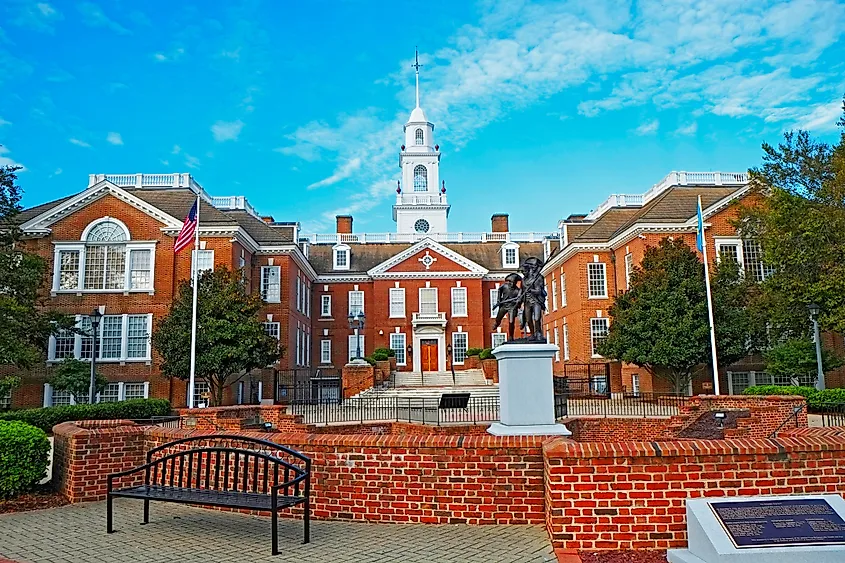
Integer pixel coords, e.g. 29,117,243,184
481,358,498,383
465,355,481,369
375,360,391,383
342,363,375,398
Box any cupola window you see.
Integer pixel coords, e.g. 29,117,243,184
413,165,427,191
415,128,424,145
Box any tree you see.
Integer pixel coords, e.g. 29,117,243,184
50,358,108,404
763,338,843,385
599,238,757,394
152,267,281,406
738,98,845,337
0,164,73,395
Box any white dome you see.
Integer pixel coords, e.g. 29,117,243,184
408,106,428,123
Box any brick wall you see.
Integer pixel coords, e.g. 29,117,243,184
174,405,305,432
674,394,807,438
544,435,845,551
563,417,673,442
341,363,375,398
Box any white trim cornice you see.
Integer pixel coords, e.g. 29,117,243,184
367,237,489,277
21,180,183,233
315,274,372,283
255,244,318,281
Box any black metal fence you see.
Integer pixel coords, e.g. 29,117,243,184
817,402,845,427
552,376,689,418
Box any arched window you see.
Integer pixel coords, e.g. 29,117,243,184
83,219,129,290
415,128,424,145
413,165,428,191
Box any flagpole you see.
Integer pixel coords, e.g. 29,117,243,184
699,196,720,395
187,194,200,409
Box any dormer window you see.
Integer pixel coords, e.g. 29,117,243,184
415,128,424,145
333,243,350,271
413,165,428,191
502,242,520,269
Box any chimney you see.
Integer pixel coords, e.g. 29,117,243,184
336,215,353,234
261,216,275,224
491,213,509,233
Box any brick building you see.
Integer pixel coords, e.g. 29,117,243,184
540,171,845,395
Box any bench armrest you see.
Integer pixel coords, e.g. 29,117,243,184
271,472,309,494
107,461,153,491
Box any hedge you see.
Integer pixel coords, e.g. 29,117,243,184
742,386,845,411
373,347,396,358
372,350,390,361
0,399,171,433
479,348,494,360
466,348,483,357
0,421,51,498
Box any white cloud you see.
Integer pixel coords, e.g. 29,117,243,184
211,119,244,142
184,154,200,169
676,122,698,136
77,2,130,35
786,99,843,132
160,159,169,166
171,145,181,155
0,146,24,169
11,1,62,33
634,119,659,135
0,117,10,126
69,138,91,148
307,158,362,189
106,132,123,145
153,47,185,63
50,167,62,177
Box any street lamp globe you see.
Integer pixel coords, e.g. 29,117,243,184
808,303,820,319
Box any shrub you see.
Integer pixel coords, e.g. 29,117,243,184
466,348,483,357
741,386,845,411
0,421,51,498
363,356,377,366
0,399,171,433
372,350,390,362
479,348,494,360
373,347,395,358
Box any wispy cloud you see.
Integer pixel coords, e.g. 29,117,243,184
0,146,24,169
69,138,91,148
307,158,362,189
153,46,185,63
184,154,200,169
77,2,130,35
0,117,10,126
211,119,244,142
106,132,123,145
11,1,62,33
634,119,659,135
676,122,698,136
50,167,62,177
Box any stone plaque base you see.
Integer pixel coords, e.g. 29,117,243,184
668,495,845,563
488,343,571,437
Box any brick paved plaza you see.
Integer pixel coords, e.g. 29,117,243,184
0,500,556,563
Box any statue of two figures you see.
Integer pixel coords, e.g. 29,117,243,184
492,257,548,344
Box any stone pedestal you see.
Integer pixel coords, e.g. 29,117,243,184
487,343,571,436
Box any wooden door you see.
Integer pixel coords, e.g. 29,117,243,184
421,339,439,371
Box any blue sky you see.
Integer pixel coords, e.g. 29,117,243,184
1,0,844,234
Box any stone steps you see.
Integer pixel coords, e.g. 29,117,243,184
393,369,489,387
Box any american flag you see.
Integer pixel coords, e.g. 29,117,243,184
174,199,198,253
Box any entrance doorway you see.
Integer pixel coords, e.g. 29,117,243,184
420,339,439,371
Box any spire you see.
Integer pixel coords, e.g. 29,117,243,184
412,48,422,108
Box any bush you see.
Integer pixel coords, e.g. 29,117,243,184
742,386,845,411
373,347,395,358
372,350,390,362
0,421,51,498
479,348,494,360
466,348,483,357
363,356,377,366
0,399,171,433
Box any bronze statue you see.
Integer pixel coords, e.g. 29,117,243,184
491,272,523,342
518,257,547,343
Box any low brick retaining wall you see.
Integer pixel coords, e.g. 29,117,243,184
174,405,305,432
563,417,673,442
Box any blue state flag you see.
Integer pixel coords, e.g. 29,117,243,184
696,196,704,252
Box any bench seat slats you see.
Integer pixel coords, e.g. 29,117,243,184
110,485,305,511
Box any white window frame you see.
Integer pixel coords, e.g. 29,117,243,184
333,243,350,271
321,295,332,317
502,242,520,269
491,332,507,349
260,265,281,303
451,287,468,317
554,327,560,362
52,242,156,294
348,334,365,361
715,237,772,282
624,253,634,290
320,339,332,364
419,287,438,314
191,249,214,279
348,290,364,316
590,317,610,358
413,165,428,192
0,388,11,410
414,128,424,145
551,278,558,311
563,322,570,360
389,288,406,318
42,381,149,406
390,333,407,366
490,288,499,318
48,313,153,363
451,332,468,365
295,325,302,366
263,321,281,340
587,263,608,299
193,380,210,408
560,272,567,307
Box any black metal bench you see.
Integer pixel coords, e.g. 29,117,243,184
107,434,311,555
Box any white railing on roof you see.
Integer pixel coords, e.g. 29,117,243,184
91,173,202,192
211,196,259,218
303,232,556,245
395,193,448,205
584,171,749,221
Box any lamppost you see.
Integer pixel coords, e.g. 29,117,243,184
347,311,366,361
808,303,825,391
88,308,103,404
446,343,456,387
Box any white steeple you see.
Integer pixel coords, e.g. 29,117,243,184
394,49,449,235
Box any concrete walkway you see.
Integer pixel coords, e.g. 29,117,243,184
0,500,556,563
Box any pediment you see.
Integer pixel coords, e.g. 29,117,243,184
368,238,488,278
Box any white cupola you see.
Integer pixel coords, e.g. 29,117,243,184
394,49,449,235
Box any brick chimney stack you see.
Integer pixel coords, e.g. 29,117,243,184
491,213,509,233
336,215,353,234
261,216,275,224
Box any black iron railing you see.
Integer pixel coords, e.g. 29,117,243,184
817,402,845,427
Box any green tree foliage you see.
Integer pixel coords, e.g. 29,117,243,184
0,165,74,388
763,338,843,385
0,421,51,498
599,238,758,394
738,99,845,336
152,267,281,406
49,358,108,403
